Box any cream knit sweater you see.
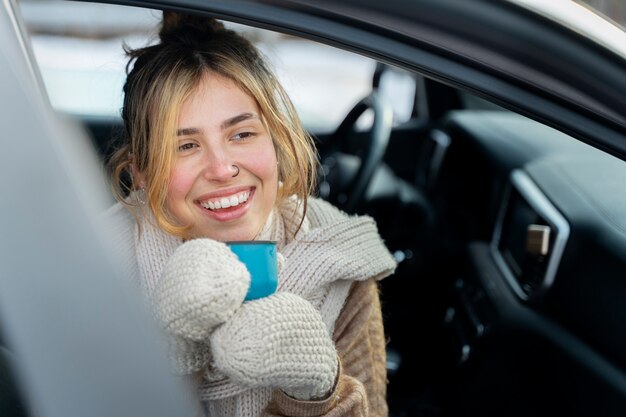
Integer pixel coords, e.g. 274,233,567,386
106,196,396,416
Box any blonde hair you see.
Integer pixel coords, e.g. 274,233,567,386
109,12,317,237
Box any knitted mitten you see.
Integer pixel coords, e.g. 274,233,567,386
210,292,338,400
154,239,251,341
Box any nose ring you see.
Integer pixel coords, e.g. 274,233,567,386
232,164,240,177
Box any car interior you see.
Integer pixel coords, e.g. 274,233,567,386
2,2,626,417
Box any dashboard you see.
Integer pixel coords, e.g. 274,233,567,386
424,110,626,415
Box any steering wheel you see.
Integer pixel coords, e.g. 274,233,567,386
318,92,393,213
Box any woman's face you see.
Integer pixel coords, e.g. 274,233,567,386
166,72,278,241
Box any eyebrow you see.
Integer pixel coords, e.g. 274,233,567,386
220,112,259,130
177,113,259,137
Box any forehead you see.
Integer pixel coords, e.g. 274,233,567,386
178,71,261,126
176,71,269,141
176,71,261,132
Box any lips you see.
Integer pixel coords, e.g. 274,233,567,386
195,187,255,221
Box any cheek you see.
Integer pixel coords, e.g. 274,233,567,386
166,164,196,209
241,141,278,186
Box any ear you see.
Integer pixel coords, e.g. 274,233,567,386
129,155,147,189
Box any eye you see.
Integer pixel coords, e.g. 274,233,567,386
177,142,198,152
231,131,256,141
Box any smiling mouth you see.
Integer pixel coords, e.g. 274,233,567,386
199,190,250,211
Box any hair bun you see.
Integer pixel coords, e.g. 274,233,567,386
159,11,226,43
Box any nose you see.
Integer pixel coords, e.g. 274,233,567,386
201,146,237,181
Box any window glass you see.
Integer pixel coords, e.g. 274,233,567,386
378,67,417,125
460,93,506,111
19,1,159,117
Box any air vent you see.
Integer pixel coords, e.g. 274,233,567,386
491,170,570,301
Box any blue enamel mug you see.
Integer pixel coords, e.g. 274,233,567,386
226,241,278,301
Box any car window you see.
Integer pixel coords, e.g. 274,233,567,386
18,0,416,133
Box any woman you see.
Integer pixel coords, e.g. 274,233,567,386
107,11,396,417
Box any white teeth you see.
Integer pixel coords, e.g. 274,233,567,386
202,191,250,210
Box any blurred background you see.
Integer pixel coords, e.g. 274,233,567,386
18,0,399,133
